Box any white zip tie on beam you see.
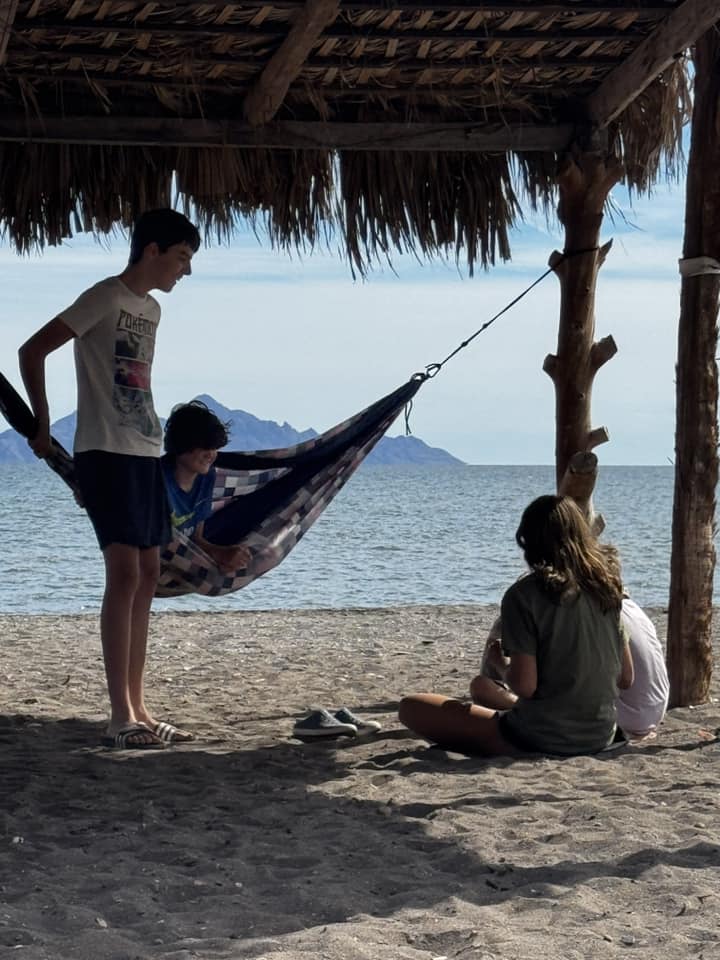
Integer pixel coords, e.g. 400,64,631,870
679,256,720,277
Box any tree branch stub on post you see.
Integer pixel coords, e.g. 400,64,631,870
557,449,606,535
559,451,598,505
597,238,614,267
542,353,558,381
590,334,618,372
587,426,610,450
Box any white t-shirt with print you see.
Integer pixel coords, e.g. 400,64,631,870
60,277,163,457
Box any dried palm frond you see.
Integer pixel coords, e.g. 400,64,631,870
613,60,691,191
0,0,693,274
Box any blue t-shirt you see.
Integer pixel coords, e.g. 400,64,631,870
162,460,216,537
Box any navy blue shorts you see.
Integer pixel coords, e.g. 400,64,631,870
496,711,541,754
75,451,171,551
496,711,618,757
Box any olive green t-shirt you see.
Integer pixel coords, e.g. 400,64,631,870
500,574,626,756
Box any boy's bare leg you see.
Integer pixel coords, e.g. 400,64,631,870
128,546,161,730
101,543,158,745
470,674,518,711
398,693,520,756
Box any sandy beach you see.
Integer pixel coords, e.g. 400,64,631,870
2,604,720,960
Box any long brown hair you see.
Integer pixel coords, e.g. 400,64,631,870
515,495,623,612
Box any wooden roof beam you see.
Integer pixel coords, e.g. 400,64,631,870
0,116,576,152
338,0,674,8
10,18,649,44
0,68,595,99
116,1,686,11
586,0,720,126
243,0,340,127
0,0,20,65
15,44,629,71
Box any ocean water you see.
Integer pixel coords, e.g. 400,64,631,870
0,463,695,615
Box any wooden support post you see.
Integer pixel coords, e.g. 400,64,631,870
667,29,720,708
543,156,621,514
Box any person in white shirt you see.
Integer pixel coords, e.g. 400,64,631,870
615,597,669,738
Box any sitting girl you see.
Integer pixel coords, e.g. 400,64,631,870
163,401,251,573
398,494,634,756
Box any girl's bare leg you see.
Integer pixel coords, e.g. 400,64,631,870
469,674,518,711
398,693,521,756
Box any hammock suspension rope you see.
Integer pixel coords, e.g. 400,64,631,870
421,246,602,380
401,245,601,434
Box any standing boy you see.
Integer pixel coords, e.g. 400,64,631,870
19,209,200,749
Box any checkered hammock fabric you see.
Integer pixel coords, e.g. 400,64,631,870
0,372,423,597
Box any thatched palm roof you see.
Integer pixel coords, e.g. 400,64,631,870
0,1,716,271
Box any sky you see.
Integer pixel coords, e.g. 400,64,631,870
0,174,688,465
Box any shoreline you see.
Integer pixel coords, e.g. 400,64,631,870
3,605,720,960
0,599,672,623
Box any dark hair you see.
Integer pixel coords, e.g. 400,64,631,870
129,208,201,265
164,400,230,457
516,494,623,613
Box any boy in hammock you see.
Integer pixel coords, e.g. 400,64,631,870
162,400,251,573
18,209,200,750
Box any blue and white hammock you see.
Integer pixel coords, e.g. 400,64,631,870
0,373,423,597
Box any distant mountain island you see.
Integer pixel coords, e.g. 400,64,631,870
0,393,464,466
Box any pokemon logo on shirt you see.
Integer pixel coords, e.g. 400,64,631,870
112,309,161,441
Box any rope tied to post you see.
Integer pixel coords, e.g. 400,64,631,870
403,245,601,433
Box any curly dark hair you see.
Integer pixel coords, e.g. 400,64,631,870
163,400,230,457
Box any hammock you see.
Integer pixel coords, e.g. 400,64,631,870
0,372,423,597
